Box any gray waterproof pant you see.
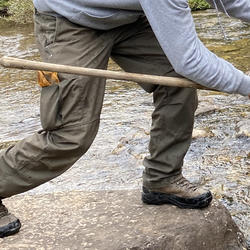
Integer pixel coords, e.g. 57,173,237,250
0,12,197,198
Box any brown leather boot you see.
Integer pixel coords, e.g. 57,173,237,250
142,175,212,209
0,200,21,238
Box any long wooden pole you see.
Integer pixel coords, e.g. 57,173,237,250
0,56,212,90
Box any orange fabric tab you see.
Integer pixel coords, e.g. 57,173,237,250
37,71,60,87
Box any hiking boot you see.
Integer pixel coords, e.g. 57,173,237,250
142,175,212,209
0,200,21,238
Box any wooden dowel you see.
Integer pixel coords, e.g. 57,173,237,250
0,56,211,90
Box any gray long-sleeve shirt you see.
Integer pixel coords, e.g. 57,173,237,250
33,0,250,96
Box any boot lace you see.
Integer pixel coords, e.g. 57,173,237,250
175,177,198,192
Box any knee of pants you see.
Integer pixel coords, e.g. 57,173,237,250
7,119,100,176
153,86,198,112
0,119,100,198
43,119,100,162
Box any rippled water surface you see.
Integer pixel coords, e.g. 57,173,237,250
0,10,249,243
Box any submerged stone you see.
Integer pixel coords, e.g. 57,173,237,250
236,118,250,137
2,190,247,249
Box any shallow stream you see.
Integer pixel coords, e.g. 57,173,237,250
0,10,249,243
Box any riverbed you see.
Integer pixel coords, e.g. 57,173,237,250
0,10,249,243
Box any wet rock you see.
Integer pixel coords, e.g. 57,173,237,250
236,118,250,137
195,94,219,116
2,190,247,250
196,103,218,116
192,128,214,138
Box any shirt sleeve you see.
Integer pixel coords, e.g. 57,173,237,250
206,0,250,22
139,0,250,95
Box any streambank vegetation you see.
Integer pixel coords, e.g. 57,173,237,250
0,0,210,24
0,0,34,23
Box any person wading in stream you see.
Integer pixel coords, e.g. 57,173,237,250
0,0,250,238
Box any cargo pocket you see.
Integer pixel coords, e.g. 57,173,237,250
40,83,63,131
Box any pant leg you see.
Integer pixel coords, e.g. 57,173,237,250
0,12,112,198
111,17,198,189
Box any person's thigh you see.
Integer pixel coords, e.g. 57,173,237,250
111,16,179,92
35,11,113,127
0,12,113,198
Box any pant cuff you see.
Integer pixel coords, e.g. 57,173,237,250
142,171,182,190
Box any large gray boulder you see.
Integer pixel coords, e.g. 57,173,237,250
1,190,247,249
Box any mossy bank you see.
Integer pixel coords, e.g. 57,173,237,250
0,0,34,23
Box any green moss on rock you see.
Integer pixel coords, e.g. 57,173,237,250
189,0,211,10
7,0,33,23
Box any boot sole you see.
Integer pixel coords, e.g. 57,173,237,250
0,219,21,238
142,187,213,209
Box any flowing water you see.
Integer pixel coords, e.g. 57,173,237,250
0,10,249,243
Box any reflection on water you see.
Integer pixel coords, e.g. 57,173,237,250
0,10,249,243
